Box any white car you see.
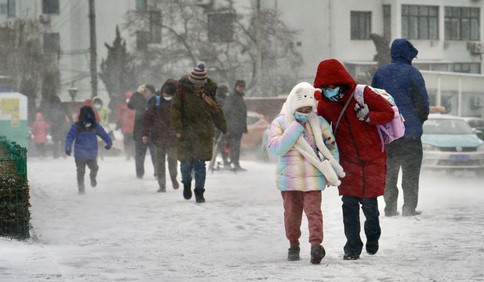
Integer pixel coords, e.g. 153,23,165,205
421,114,484,174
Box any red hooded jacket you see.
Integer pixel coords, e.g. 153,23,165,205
314,59,394,198
116,92,135,134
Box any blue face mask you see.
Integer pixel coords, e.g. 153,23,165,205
323,87,343,102
294,111,310,123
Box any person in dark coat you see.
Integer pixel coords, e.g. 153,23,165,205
65,106,112,194
313,59,394,260
372,38,430,217
170,62,227,203
128,84,157,179
142,79,179,192
46,96,73,158
223,80,248,171
215,85,230,166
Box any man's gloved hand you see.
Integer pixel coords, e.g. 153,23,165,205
354,103,370,122
65,150,71,156
105,144,112,150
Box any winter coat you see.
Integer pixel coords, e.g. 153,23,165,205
170,76,227,161
65,106,112,160
314,59,394,198
116,92,135,134
223,90,247,135
127,91,148,140
372,38,430,138
31,113,50,144
93,96,110,128
268,114,339,192
142,96,176,147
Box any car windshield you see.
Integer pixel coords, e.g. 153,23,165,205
424,118,474,134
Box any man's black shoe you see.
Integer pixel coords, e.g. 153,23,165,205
402,210,422,217
366,241,379,255
343,253,360,260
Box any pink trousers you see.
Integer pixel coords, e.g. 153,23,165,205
281,190,323,247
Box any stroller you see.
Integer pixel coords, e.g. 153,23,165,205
208,133,236,173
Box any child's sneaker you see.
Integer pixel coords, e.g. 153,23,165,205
287,247,300,261
78,183,85,195
90,176,97,187
310,245,326,264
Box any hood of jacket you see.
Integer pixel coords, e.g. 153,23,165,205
313,59,356,97
390,38,418,64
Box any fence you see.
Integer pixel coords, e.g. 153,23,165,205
0,135,30,239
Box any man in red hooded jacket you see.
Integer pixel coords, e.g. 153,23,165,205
116,91,136,160
313,59,394,260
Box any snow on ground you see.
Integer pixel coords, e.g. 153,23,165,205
1,155,484,281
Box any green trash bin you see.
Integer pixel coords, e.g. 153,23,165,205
0,92,28,148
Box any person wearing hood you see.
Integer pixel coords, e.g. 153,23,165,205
267,82,343,264
313,59,394,260
372,39,430,217
31,112,51,157
116,91,136,160
170,62,227,203
65,106,112,194
142,79,180,192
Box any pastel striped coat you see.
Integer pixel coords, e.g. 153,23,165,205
267,115,339,192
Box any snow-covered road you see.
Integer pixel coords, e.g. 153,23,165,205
1,156,484,281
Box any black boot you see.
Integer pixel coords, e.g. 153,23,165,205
183,182,192,200
194,189,205,203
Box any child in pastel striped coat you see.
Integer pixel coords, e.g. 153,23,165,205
267,82,344,264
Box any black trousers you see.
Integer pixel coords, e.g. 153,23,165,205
384,137,423,214
342,196,381,255
228,132,243,166
75,158,98,185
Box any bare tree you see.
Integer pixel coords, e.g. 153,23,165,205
123,0,301,96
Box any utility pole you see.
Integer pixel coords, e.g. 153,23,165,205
256,0,262,86
88,0,98,98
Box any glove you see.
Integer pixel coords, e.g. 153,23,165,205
354,103,370,122
65,150,71,156
324,136,335,151
104,144,112,150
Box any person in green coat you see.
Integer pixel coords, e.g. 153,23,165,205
170,62,227,203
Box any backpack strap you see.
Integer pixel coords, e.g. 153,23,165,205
334,90,355,134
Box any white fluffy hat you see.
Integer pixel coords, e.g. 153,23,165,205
284,82,320,116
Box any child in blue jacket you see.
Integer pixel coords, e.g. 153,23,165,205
65,106,112,194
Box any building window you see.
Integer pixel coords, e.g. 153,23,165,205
43,33,60,54
136,30,150,50
42,0,59,14
136,0,147,11
208,12,235,42
0,0,15,16
149,10,161,44
402,5,438,40
351,11,371,40
453,62,480,74
383,5,391,42
445,7,480,41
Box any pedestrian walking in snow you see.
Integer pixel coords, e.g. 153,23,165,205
116,91,136,160
170,62,227,203
31,112,51,158
313,59,394,260
372,38,430,217
267,82,341,264
128,84,157,179
65,106,112,194
142,79,180,192
223,80,248,171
